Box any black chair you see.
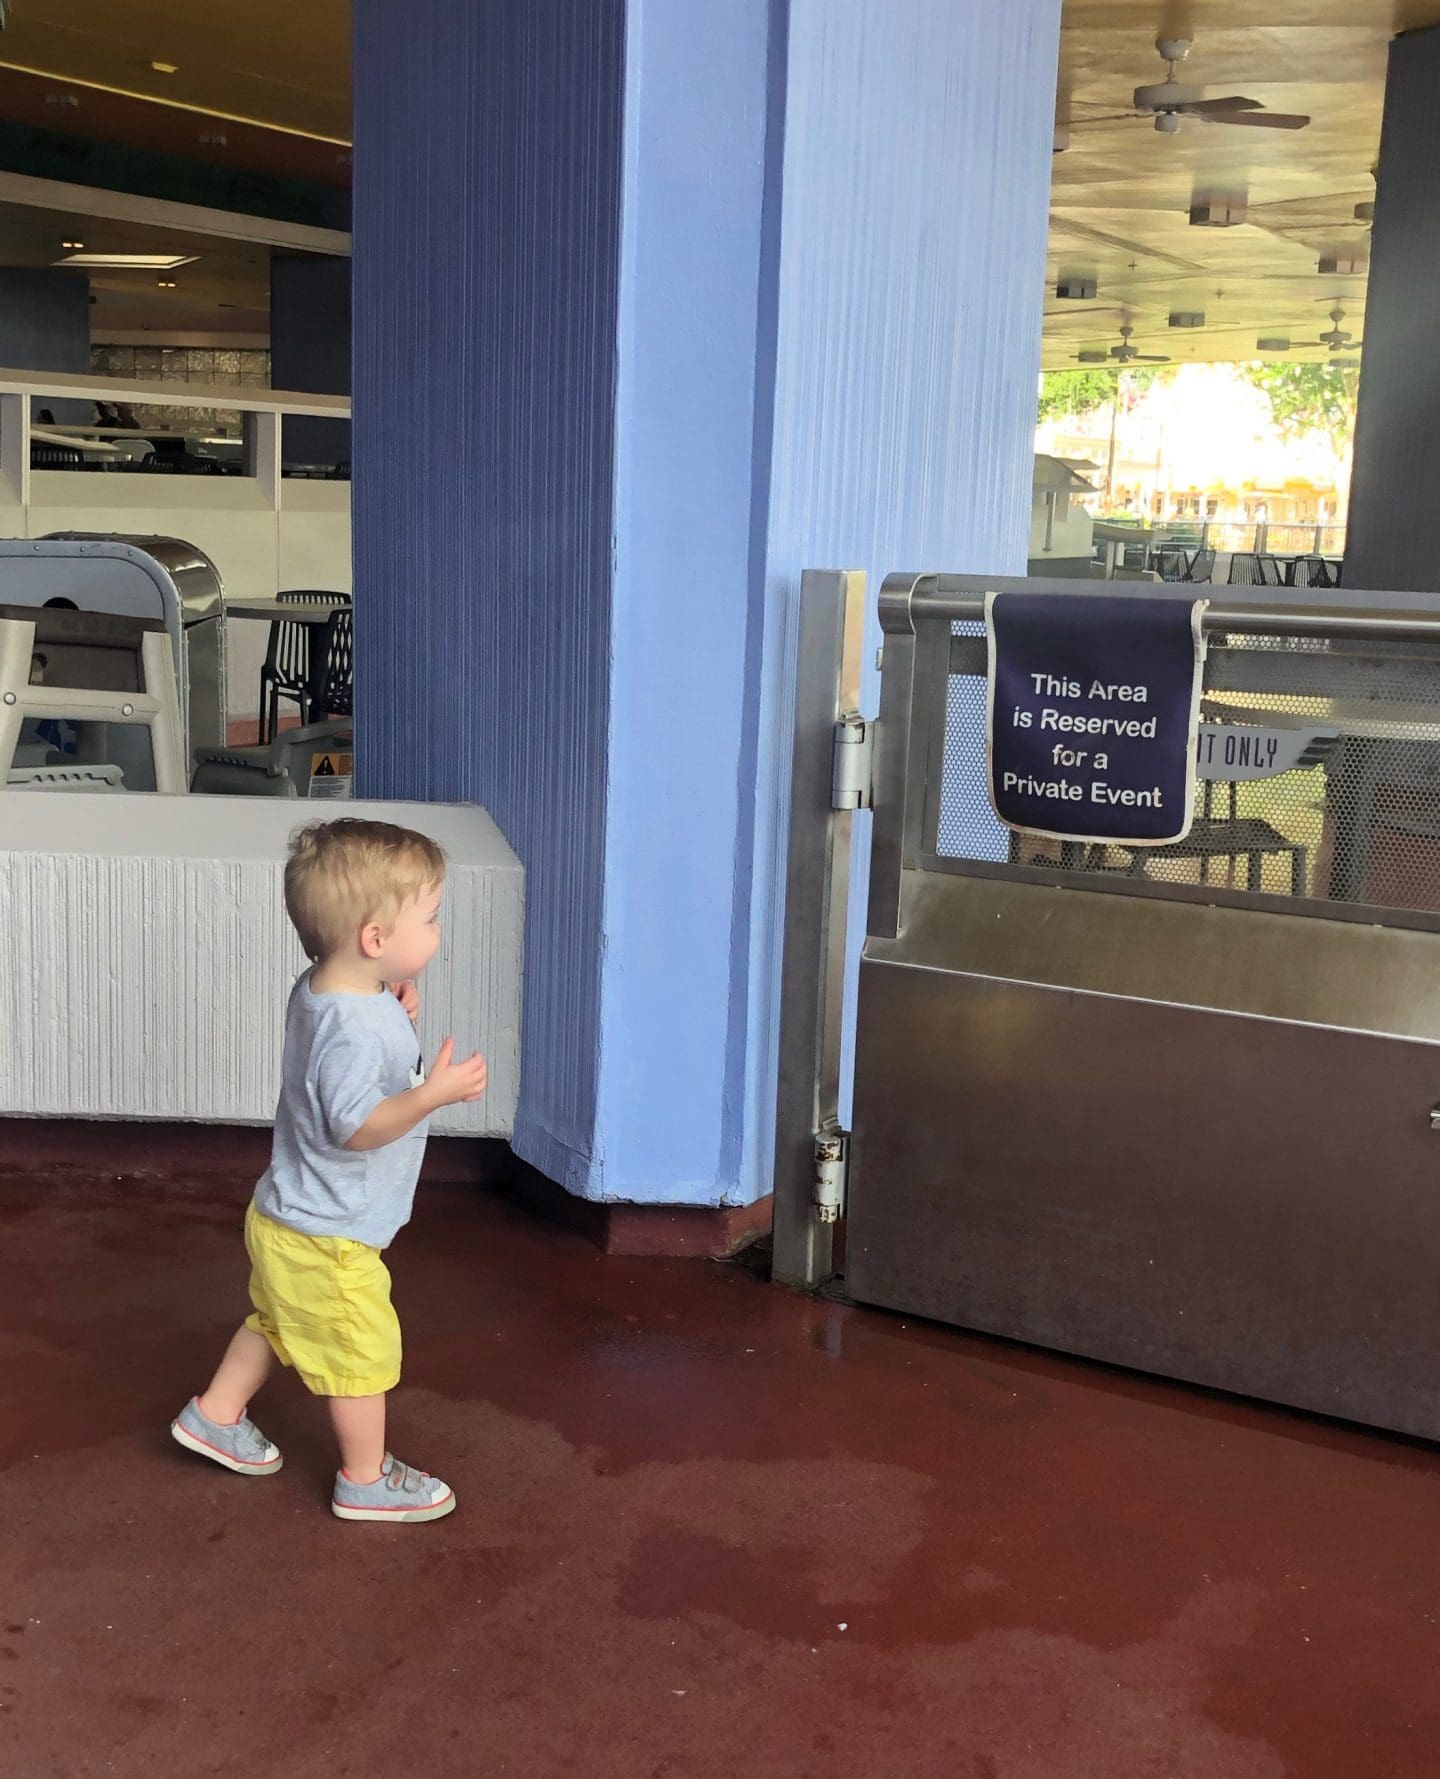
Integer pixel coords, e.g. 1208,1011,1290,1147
1259,554,1287,587
1184,547,1216,584
258,592,350,744
1289,554,1337,590
30,443,84,470
1151,545,1190,583
315,607,354,718
1227,553,1263,586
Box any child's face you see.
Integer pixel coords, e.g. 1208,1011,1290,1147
374,882,444,982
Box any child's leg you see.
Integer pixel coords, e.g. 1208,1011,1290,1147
328,1392,386,1484
200,1325,276,1424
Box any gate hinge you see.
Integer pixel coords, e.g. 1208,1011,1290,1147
831,713,873,810
813,1125,849,1224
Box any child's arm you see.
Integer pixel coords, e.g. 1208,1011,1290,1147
343,1039,488,1152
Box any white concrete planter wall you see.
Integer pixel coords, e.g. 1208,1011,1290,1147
0,794,522,1137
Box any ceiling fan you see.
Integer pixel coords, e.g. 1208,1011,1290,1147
1075,324,1170,366
1304,305,1364,355
1072,38,1311,136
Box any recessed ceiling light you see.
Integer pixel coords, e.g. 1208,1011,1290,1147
156,279,177,289
55,252,199,269
61,239,84,250
150,60,179,75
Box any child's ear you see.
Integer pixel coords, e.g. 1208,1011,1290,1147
358,919,387,960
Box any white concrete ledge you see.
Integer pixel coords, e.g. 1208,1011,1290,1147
0,794,523,1137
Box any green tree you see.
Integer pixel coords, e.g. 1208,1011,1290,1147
1037,365,1167,423
1241,362,1359,451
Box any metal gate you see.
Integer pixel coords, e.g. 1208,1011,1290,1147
775,569,1440,1442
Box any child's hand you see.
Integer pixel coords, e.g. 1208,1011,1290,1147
391,980,420,1024
426,1038,488,1108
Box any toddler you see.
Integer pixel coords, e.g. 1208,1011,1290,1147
171,817,487,1522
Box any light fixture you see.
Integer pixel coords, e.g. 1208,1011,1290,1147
1318,251,1365,275
1256,337,1291,352
1076,349,1110,365
156,278,177,289
1169,311,1205,328
199,130,227,147
55,252,199,270
61,238,83,251
44,92,78,108
1056,276,1097,300
1354,200,1375,223
150,60,179,75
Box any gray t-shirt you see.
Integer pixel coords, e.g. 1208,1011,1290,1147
252,971,429,1250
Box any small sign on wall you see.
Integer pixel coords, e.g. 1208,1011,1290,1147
308,750,353,799
986,591,1208,846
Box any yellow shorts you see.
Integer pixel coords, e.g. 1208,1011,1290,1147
243,1202,402,1397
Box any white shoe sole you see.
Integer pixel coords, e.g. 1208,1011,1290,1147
170,1419,284,1476
332,1488,456,1524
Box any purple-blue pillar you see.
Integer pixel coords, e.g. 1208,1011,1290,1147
352,0,1060,1205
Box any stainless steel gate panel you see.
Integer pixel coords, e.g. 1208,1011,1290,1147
848,955,1440,1441
804,572,1440,1438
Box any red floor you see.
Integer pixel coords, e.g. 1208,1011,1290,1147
2,1173,1439,1778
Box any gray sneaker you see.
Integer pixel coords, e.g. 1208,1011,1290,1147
332,1455,456,1523
170,1397,283,1477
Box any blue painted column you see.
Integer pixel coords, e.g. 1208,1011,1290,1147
353,0,1060,1205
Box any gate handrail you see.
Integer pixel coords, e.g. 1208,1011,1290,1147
878,571,1440,645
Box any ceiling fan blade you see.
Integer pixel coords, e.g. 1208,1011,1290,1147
1134,354,1170,363
1200,109,1311,130
1068,111,1143,124
1180,95,1264,115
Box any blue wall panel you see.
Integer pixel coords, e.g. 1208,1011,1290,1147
738,0,1062,1189
596,0,776,1202
351,0,625,1186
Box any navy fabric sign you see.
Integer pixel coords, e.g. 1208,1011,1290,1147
986,591,1208,845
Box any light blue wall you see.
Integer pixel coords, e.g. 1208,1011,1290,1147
750,0,1063,1160
350,0,625,1189
595,0,776,1201
600,0,1061,1203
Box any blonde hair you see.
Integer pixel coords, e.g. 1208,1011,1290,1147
284,818,447,962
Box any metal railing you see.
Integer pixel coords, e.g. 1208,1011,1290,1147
871,572,1440,937
1145,519,1348,557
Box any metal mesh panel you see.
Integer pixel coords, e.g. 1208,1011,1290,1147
935,622,1440,918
